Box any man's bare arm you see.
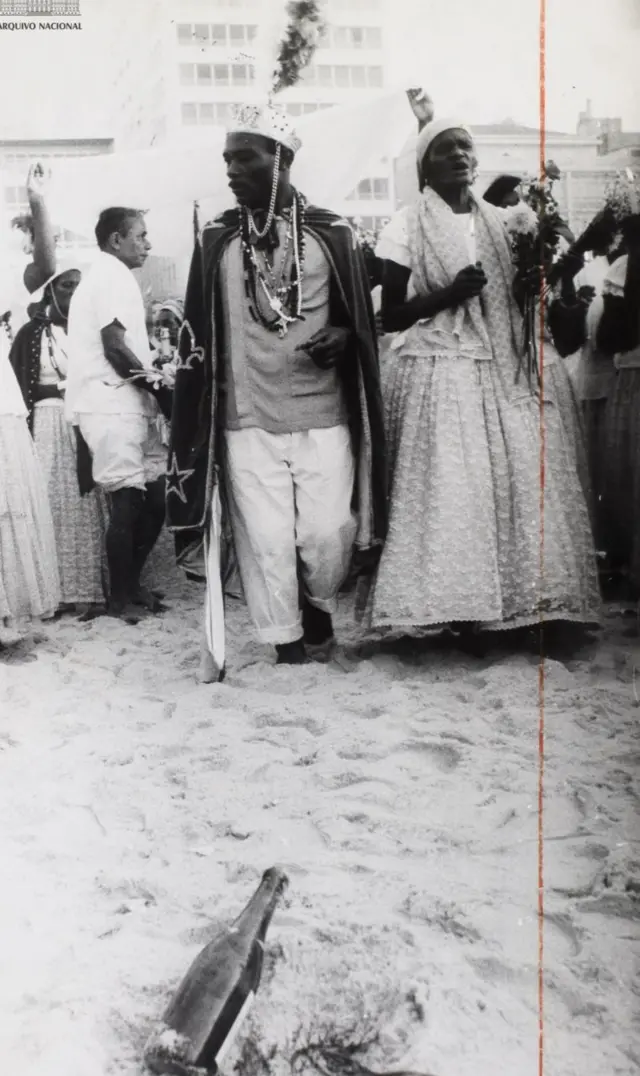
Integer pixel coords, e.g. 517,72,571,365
101,320,147,380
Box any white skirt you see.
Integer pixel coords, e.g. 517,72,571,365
0,414,60,627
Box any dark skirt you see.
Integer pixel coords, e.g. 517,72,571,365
583,398,609,555
602,369,640,588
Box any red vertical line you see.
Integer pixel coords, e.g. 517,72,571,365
538,1,547,1075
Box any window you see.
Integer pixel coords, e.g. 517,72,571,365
213,63,230,84
194,23,210,43
197,63,213,84
347,177,389,200
212,23,227,44
5,185,27,206
177,23,192,44
180,101,242,125
294,64,383,88
365,27,382,47
179,63,194,84
231,63,250,85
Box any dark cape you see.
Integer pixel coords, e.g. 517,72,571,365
10,314,95,495
166,203,388,583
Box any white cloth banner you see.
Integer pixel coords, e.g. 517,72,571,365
204,485,225,679
47,91,414,258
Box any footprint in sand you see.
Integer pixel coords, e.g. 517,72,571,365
544,911,583,957
400,739,462,772
253,713,325,736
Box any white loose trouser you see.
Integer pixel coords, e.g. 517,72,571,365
224,425,357,645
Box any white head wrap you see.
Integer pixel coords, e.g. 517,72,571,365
416,118,473,166
227,102,302,155
30,257,83,305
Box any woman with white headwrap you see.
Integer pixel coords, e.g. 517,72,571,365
364,119,600,641
10,262,107,614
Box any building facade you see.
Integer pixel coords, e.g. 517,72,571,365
0,1,80,13
0,136,113,245
106,0,394,229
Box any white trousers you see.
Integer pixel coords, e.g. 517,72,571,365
224,425,357,645
77,413,166,493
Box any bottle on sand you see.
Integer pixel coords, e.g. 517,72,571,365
144,867,288,1075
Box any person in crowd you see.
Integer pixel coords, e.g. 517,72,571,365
168,104,386,673
597,214,640,598
66,208,171,622
6,163,57,331
483,174,522,209
0,171,60,646
10,263,106,616
155,299,184,350
363,118,600,645
547,214,627,568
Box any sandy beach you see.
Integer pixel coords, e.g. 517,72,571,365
1,536,639,1076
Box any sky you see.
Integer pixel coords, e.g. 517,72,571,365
0,0,637,138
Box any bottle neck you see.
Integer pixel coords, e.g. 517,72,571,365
231,868,288,940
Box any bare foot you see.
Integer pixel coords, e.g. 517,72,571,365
131,586,168,613
105,603,141,626
76,604,108,623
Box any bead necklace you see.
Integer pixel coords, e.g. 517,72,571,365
240,189,307,337
246,143,281,240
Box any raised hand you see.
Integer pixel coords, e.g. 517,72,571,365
406,88,435,130
26,162,50,204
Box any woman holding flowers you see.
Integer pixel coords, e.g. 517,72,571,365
363,119,600,638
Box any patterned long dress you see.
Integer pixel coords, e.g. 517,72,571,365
31,325,106,606
0,328,60,633
365,190,600,632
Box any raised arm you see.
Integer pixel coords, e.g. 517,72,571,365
23,164,57,294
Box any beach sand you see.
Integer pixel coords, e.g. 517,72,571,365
1,535,639,1076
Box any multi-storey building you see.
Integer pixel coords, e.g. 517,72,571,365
0,1,80,13
0,136,113,246
107,0,394,230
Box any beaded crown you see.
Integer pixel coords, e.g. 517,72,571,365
227,102,302,156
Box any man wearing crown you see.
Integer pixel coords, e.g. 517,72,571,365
167,102,386,673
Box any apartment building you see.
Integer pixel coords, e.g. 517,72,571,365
107,0,395,229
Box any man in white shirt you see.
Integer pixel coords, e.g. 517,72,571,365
67,208,168,621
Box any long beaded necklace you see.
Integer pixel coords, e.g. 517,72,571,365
239,153,307,337
45,322,68,381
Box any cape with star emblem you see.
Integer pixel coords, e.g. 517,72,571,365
166,203,387,584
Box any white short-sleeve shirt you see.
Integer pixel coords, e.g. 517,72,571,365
66,251,155,417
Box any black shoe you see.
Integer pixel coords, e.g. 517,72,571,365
302,600,334,646
276,639,309,665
